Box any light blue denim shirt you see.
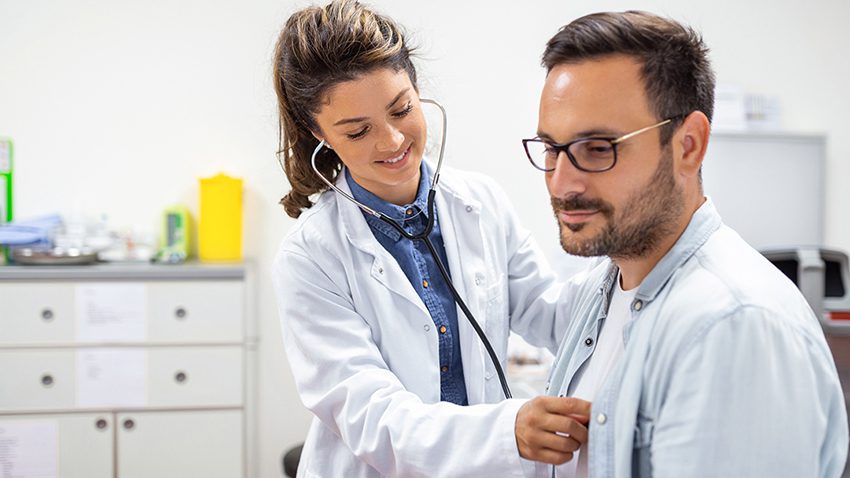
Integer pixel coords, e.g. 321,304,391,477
545,198,848,477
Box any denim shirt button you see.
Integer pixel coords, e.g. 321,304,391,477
596,413,607,425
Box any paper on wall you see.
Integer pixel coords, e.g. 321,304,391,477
76,348,147,408
76,283,147,342
0,419,58,478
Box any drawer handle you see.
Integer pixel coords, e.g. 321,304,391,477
123,419,135,430
41,374,54,387
95,418,109,430
175,307,187,320
41,308,54,321
174,371,187,384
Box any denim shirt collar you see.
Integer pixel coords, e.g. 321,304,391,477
634,197,722,302
345,162,432,242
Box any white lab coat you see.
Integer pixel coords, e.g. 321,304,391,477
273,165,571,478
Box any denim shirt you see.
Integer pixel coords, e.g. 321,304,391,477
545,198,848,477
346,164,468,405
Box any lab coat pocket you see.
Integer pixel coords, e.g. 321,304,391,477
482,279,508,379
632,413,654,477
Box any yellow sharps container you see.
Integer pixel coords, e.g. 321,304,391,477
199,173,243,261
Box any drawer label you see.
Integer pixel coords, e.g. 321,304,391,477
76,349,147,408
76,283,147,342
0,420,58,478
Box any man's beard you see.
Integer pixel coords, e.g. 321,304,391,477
550,148,683,259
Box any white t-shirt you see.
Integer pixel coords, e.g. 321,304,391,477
556,273,637,478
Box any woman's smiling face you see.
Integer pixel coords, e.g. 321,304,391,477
312,67,427,205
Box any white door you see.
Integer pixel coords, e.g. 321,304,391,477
116,409,242,478
0,413,113,478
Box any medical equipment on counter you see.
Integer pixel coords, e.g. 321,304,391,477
310,98,513,399
157,206,192,263
199,173,242,262
762,246,850,334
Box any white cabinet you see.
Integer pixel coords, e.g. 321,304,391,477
0,264,256,478
117,410,243,478
0,413,113,478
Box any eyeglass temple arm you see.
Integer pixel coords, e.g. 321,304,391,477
611,118,672,144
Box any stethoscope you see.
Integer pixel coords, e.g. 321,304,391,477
310,98,512,400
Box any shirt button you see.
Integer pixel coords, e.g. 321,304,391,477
439,325,447,334
423,280,429,288
441,366,448,373
596,413,607,425
406,208,413,216
633,300,643,311
424,324,431,332
585,337,594,346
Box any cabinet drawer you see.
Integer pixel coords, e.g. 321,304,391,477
0,281,243,345
0,283,75,345
147,281,244,343
0,347,242,411
0,349,76,411
148,346,243,407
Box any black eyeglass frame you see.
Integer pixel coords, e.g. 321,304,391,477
522,115,686,173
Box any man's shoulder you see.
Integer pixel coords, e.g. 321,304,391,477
656,224,816,334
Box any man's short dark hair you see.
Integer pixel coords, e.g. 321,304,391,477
543,11,715,144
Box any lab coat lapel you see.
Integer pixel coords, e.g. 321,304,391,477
334,171,430,317
435,179,489,404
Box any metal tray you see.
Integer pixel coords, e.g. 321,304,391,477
11,247,99,265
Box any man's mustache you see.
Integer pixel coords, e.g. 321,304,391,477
550,195,613,216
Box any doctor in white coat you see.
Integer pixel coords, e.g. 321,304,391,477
271,2,591,477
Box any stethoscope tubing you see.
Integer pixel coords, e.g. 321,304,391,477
309,98,512,399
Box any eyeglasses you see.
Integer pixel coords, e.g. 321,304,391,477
522,117,680,173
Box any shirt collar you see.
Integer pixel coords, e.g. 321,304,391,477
345,162,433,242
635,197,722,302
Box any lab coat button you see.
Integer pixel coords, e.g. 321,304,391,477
633,300,643,311
596,413,607,425
466,206,473,212
378,267,384,275
424,324,431,332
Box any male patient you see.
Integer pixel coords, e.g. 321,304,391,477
522,11,849,477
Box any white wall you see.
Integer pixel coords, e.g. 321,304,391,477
2,1,848,476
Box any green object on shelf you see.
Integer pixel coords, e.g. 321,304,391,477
0,138,12,224
0,138,12,264
158,205,193,263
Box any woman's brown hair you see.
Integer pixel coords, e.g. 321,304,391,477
273,0,417,218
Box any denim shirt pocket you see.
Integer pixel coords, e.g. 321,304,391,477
632,414,654,477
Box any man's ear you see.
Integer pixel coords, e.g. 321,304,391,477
674,111,710,179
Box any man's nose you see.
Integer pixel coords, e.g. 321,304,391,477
547,151,588,198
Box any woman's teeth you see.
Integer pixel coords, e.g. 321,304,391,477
382,148,407,164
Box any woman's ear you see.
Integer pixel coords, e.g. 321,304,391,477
310,131,333,150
